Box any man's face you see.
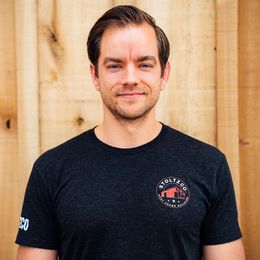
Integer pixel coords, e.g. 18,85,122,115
90,23,170,121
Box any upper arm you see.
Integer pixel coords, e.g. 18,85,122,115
17,246,58,260
201,155,242,245
203,239,246,260
15,164,59,252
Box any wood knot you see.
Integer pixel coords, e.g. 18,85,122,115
239,138,250,145
50,30,58,43
76,117,84,126
6,119,11,129
45,25,63,62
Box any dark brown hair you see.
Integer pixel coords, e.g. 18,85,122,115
87,5,170,77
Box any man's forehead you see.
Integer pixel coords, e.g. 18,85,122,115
99,23,158,60
100,23,157,45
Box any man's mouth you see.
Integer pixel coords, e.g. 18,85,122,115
116,92,145,99
117,92,144,96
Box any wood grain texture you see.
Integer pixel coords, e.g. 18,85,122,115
239,0,260,259
216,1,240,209
15,0,40,199
0,0,19,258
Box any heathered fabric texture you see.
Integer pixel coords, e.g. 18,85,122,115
16,124,242,259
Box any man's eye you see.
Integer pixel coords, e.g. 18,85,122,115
107,64,122,70
139,64,153,69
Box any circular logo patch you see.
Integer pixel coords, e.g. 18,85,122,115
156,176,190,208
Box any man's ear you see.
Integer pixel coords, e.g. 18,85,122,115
160,62,170,91
90,63,100,91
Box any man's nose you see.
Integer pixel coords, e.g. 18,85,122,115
121,64,140,86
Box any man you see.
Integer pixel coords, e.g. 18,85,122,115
16,5,245,260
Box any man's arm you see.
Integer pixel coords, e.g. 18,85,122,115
203,239,246,260
17,246,58,260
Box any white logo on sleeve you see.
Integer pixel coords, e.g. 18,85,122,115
19,217,29,231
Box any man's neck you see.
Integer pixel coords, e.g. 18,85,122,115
94,115,162,149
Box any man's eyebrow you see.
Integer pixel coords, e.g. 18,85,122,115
103,57,123,65
137,56,157,64
103,56,157,65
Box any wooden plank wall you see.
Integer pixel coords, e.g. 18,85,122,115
0,1,18,259
239,0,260,259
0,0,259,258
15,0,40,210
216,0,240,208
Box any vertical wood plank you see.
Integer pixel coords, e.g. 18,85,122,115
15,0,40,211
0,0,18,258
216,1,240,209
239,0,260,259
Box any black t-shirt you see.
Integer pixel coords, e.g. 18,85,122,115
16,124,242,259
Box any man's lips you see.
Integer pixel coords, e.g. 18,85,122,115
116,92,145,100
117,92,144,96
117,92,145,98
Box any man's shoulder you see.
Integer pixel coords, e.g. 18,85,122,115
33,128,94,171
163,124,225,163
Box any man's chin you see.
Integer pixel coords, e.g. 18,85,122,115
111,107,153,121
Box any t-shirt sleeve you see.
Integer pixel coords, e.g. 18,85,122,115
15,162,59,249
201,155,242,245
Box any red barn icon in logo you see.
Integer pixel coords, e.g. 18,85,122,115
161,187,185,199
156,176,190,208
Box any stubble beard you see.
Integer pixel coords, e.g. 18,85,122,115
102,94,160,122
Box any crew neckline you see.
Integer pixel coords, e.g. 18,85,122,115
89,123,168,155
